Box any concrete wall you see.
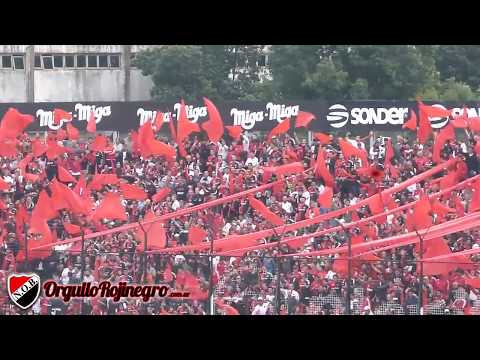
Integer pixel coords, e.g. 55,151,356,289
0,71,26,102
129,69,154,101
34,69,125,102
0,45,159,103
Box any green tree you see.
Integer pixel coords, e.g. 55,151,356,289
436,45,480,91
134,45,219,103
438,77,478,102
348,78,370,100
302,59,348,100
339,45,438,100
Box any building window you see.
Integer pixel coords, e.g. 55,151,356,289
42,55,53,69
76,54,86,68
53,55,63,68
13,55,24,70
109,54,120,68
1,55,12,69
65,55,75,68
87,55,98,68
258,55,266,67
34,55,41,68
98,55,108,68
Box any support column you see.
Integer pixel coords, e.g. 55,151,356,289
123,45,131,101
25,45,35,102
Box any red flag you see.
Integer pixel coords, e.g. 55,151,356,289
313,132,331,145
152,188,171,203
146,137,176,160
49,179,70,211
338,138,369,166
202,97,224,142
431,199,455,222
119,183,148,201
0,140,17,158
454,195,465,217
178,141,188,158
419,102,451,118
189,226,208,245
51,179,89,215
423,238,457,276
318,186,333,208
153,112,164,132
357,165,385,182
88,174,120,191
439,171,458,193
91,192,127,221
382,193,397,211
225,126,242,141
138,121,176,160
18,154,33,175
86,111,96,133
267,118,290,141
74,175,88,196
56,128,68,141
137,122,154,158
64,223,82,236
90,135,109,152
263,162,304,178
177,99,200,142
53,108,72,125
29,214,53,245
0,177,10,191
285,147,299,161
34,190,58,221
385,138,395,164
417,102,444,144
58,165,76,183
468,117,480,132
168,114,177,141
24,173,41,183
295,111,315,128
66,123,79,140
452,107,469,128
332,255,348,276
215,299,240,315
432,123,456,163
314,148,334,188
412,195,433,230
46,140,69,160
32,139,48,157
367,193,386,223
402,110,417,131
0,108,34,140
248,196,284,226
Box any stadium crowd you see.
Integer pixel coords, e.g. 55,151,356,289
1,123,480,315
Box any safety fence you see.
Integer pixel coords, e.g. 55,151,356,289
2,246,479,315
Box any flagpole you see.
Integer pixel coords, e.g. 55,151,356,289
414,228,424,315
24,224,29,272
334,219,351,315
80,227,86,315
209,232,215,315
138,220,148,285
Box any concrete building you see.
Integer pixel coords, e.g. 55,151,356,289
0,45,159,103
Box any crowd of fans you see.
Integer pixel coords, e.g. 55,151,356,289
1,127,480,315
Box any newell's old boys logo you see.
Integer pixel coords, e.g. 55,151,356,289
7,273,41,309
